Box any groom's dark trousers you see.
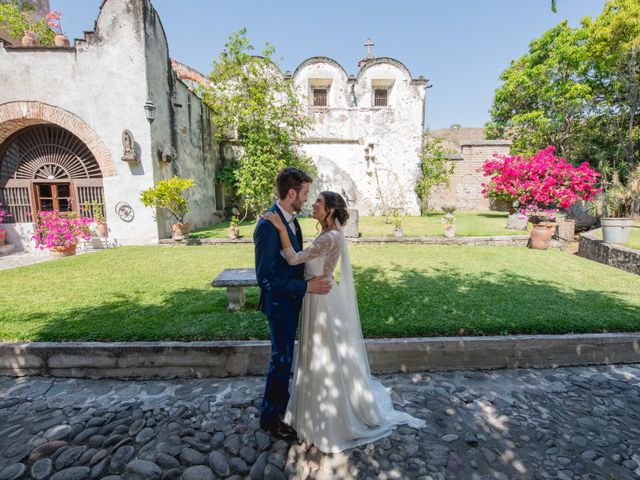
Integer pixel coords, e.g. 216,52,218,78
254,204,306,428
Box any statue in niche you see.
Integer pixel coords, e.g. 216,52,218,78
121,129,138,162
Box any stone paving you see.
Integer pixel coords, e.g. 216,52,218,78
0,250,56,271
0,364,639,480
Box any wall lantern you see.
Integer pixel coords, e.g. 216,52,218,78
144,100,156,123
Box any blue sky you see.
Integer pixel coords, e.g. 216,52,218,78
51,0,607,130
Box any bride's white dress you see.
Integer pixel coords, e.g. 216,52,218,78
281,228,425,453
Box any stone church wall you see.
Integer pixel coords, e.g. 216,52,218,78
142,2,220,239
293,58,427,215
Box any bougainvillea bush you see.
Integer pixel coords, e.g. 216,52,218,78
33,211,91,249
481,146,600,215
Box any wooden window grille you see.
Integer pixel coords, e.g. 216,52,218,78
0,185,32,223
313,88,328,107
374,89,388,107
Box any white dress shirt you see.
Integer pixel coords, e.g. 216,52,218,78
276,202,295,227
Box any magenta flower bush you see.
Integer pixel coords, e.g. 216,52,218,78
0,203,9,223
481,146,600,216
33,210,91,250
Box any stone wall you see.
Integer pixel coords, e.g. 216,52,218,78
578,231,640,275
293,57,427,215
142,2,220,238
428,140,512,211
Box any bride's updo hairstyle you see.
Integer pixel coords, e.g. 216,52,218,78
320,191,350,227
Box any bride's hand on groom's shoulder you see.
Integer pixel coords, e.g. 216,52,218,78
262,212,284,230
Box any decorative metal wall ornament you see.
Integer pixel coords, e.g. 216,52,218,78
121,130,138,163
115,201,135,222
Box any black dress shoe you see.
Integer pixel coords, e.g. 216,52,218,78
262,418,297,441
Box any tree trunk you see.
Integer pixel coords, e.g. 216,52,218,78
628,105,636,170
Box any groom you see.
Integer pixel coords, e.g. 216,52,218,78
254,167,332,440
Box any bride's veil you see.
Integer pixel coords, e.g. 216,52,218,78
334,219,372,378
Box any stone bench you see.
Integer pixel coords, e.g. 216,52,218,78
211,268,257,311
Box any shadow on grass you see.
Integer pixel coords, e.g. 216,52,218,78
190,221,256,239
17,261,640,342
475,212,509,219
22,286,267,342
353,264,640,337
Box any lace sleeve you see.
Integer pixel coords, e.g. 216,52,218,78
282,232,336,266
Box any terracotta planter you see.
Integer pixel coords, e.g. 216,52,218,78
0,229,6,246
393,226,403,238
94,222,108,237
21,35,36,46
49,243,77,257
529,223,556,250
171,222,190,241
54,34,70,47
228,225,239,239
444,224,456,238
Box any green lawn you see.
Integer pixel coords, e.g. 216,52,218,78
1,244,639,342
590,221,640,250
191,211,525,239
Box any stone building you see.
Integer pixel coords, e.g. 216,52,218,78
1,0,509,252
292,52,428,215
0,0,220,251
427,126,512,211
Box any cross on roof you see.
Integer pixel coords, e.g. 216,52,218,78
364,38,374,57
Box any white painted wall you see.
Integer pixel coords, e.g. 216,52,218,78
0,0,159,249
293,58,427,215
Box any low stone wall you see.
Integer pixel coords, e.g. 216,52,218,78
162,235,536,246
1,333,638,378
578,231,640,275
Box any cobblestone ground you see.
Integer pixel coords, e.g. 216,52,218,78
0,364,639,480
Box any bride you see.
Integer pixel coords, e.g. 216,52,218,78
262,191,424,453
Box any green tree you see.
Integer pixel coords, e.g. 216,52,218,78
0,1,54,45
200,29,315,213
140,177,195,224
487,0,640,174
415,132,455,215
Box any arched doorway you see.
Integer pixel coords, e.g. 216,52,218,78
0,124,105,223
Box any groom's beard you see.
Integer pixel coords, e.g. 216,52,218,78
291,196,304,213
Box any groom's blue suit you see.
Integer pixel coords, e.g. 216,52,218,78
254,203,306,427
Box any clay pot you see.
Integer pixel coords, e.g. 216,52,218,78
171,222,190,241
228,225,239,239
54,34,70,47
444,224,456,238
49,243,77,257
21,35,36,46
529,223,556,250
0,229,6,246
94,222,108,237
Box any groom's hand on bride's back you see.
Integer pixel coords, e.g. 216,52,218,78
307,275,331,295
